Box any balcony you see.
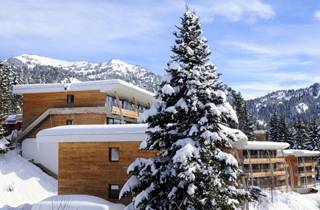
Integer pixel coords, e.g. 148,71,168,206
243,157,286,165
111,106,139,119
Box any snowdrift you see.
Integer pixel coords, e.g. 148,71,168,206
31,195,125,210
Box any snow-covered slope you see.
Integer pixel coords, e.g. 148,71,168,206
12,54,94,69
250,190,320,210
247,83,320,127
0,150,57,209
5,54,161,92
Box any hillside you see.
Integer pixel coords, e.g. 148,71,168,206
247,83,320,127
5,54,162,92
4,54,320,129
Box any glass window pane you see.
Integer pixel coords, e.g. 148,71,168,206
109,184,120,199
110,148,120,161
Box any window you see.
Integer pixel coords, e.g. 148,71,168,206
66,119,74,125
67,95,74,105
109,184,120,199
107,118,123,124
109,148,120,161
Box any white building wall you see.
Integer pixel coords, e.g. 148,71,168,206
22,139,59,175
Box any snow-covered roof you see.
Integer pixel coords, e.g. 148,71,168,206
278,149,320,157
36,124,148,143
240,141,290,150
13,79,155,106
37,124,293,152
1,114,23,125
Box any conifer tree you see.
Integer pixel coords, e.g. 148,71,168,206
233,92,255,141
306,118,320,151
120,9,253,210
278,117,289,142
268,113,279,142
286,128,295,148
0,62,21,138
292,119,309,149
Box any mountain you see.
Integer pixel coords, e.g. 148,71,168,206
5,54,320,128
5,54,162,92
247,83,320,127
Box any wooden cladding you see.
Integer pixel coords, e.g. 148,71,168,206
27,113,106,138
58,141,155,205
243,157,286,164
245,170,286,178
23,91,106,130
111,106,139,119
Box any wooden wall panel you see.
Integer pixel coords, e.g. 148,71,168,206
27,113,106,138
58,142,155,204
23,91,106,130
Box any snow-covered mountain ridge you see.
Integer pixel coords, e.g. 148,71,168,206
247,83,320,127
4,54,320,128
5,54,162,92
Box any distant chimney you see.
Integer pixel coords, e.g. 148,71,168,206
254,130,268,141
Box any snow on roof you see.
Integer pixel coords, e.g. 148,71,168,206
13,79,155,106
1,114,23,125
31,195,124,210
278,149,320,157
241,141,290,150
36,124,148,143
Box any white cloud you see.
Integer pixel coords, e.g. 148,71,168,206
315,10,320,20
192,0,275,22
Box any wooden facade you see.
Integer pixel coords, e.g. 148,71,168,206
285,155,318,189
238,149,289,192
58,141,155,204
19,90,147,139
22,91,106,130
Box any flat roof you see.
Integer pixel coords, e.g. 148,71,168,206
241,141,290,150
36,124,148,143
36,125,294,152
278,149,320,157
13,79,155,106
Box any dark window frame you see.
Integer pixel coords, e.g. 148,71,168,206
66,119,74,125
108,184,120,199
67,95,74,105
109,147,120,162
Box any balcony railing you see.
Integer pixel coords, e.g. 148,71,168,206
111,106,139,119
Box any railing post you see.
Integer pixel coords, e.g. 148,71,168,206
115,93,125,123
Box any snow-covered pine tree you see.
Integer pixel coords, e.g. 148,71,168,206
0,62,21,138
278,117,287,142
305,118,320,151
120,9,253,210
233,92,255,141
292,119,309,149
0,136,10,154
268,113,279,142
286,128,295,148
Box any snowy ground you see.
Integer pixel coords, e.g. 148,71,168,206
1,150,320,210
0,150,57,210
250,189,320,210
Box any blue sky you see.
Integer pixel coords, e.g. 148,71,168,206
1,0,320,99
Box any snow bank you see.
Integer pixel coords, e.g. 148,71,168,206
250,190,320,210
0,150,57,209
32,195,124,210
